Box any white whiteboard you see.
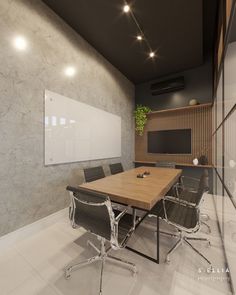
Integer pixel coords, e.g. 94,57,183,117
44,90,121,165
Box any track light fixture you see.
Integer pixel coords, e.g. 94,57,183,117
123,4,130,13
149,52,155,58
123,2,156,60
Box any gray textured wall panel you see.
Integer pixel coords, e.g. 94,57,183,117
0,0,135,236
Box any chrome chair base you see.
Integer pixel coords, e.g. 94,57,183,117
166,231,212,269
150,215,179,238
200,213,211,233
201,221,211,233
201,213,210,221
65,238,137,295
159,230,179,238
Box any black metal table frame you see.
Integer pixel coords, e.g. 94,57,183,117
126,208,159,264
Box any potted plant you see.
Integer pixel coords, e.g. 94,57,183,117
134,105,151,136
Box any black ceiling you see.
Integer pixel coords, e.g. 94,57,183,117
42,0,217,84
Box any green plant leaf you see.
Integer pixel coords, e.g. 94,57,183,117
134,105,151,136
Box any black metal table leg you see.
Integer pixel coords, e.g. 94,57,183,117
126,208,160,264
156,213,159,263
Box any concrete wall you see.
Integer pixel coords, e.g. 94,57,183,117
0,0,135,236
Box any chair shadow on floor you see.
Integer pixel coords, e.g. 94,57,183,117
53,231,137,295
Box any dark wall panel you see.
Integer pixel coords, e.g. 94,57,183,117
135,60,213,111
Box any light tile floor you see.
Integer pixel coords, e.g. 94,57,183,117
0,195,232,295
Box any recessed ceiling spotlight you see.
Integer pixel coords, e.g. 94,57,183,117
149,52,155,58
123,4,130,13
137,35,143,41
13,35,28,51
64,66,76,77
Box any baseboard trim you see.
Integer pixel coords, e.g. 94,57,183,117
0,208,68,252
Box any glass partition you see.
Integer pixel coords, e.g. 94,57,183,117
224,13,236,116
214,7,236,291
216,74,223,128
224,96,236,205
223,192,236,289
214,73,224,233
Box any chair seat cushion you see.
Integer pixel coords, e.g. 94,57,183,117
151,200,198,230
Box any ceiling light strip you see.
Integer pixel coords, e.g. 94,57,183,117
124,2,155,58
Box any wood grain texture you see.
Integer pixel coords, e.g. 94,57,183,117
226,0,233,26
135,104,212,165
134,161,213,168
80,167,182,210
147,103,212,115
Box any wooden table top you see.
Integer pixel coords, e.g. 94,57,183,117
80,166,182,210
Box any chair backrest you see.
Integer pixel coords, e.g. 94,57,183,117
109,163,124,175
196,169,209,206
84,166,105,182
66,186,114,241
155,161,176,169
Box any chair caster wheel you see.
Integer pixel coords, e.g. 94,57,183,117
166,257,170,264
207,241,211,248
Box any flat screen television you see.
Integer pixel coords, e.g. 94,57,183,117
147,129,192,154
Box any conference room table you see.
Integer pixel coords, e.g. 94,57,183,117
80,166,182,263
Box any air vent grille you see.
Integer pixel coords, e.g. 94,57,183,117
150,76,185,96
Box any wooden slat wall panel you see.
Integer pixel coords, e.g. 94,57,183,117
135,105,212,165
226,0,233,26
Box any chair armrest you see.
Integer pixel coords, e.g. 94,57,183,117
164,194,179,201
181,176,200,182
167,195,196,209
180,175,200,183
113,206,137,248
162,197,168,220
173,183,183,196
115,207,130,222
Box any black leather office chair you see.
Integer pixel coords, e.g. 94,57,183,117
151,169,212,268
84,166,105,182
69,165,105,225
170,170,211,233
155,161,176,169
65,186,137,295
109,163,124,175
